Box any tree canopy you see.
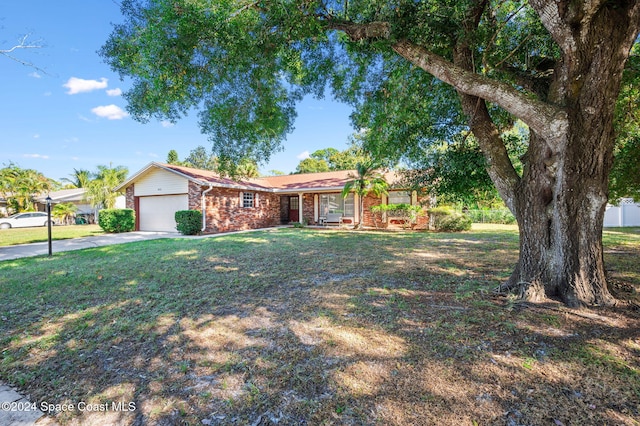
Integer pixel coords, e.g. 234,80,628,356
295,145,369,173
102,1,640,307
177,145,261,177
60,168,92,189
0,163,53,212
84,164,129,209
610,42,640,202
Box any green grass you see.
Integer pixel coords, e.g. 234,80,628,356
0,224,104,247
1,226,638,425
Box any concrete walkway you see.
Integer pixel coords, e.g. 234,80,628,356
0,227,294,262
0,231,179,262
0,382,55,425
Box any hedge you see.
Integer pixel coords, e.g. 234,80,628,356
175,210,202,235
98,209,135,233
427,206,472,232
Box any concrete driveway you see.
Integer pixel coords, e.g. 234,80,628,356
0,231,179,262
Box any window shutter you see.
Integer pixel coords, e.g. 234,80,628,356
255,193,259,206
239,192,244,207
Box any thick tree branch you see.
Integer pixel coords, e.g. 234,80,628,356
325,20,391,41
528,0,576,54
391,39,568,146
529,0,640,57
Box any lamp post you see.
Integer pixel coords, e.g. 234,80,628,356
46,195,52,256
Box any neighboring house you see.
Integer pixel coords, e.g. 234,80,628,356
116,162,429,233
35,189,126,223
0,196,7,217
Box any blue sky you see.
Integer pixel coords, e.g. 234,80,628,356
0,1,356,182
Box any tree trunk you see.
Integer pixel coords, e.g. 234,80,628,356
345,1,639,307
500,2,636,307
449,0,637,307
501,131,616,307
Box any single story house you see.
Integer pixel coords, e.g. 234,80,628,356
116,162,429,233
34,189,126,223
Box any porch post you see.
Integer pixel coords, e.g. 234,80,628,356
354,193,360,224
298,192,304,224
313,194,318,224
381,193,388,223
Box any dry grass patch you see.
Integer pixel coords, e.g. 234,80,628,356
0,226,638,425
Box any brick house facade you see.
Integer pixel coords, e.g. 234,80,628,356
116,162,429,233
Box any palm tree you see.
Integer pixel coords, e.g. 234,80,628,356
52,202,78,225
0,163,52,212
342,161,388,229
84,164,129,209
60,169,92,189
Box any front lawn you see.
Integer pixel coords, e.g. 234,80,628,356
0,224,104,247
1,227,638,425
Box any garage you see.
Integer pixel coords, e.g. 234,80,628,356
139,194,188,232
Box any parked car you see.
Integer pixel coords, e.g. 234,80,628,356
0,212,54,229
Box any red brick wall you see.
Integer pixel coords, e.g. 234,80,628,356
361,192,431,229
200,186,281,234
413,195,431,230
362,194,386,228
302,194,315,224
125,185,135,209
187,181,202,211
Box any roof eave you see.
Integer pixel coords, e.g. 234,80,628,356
114,162,208,191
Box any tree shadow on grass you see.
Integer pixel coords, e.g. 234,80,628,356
0,229,638,425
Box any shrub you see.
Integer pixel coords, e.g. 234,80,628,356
428,206,472,232
98,208,135,233
370,203,426,229
175,210,202,235
466,208,516,224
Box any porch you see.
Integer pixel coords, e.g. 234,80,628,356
278,192,357,226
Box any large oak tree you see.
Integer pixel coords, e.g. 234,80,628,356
102,0,640,307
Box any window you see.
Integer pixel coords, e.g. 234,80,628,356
388,191,411,205
242,192,254,208
320,193,354,216
290,196,299,210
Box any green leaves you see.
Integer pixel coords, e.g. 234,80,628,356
0,163,54,212
84,164,129,210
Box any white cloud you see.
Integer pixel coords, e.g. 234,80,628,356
91,104,129,120
106,88,122,97
297,150,310,160
63,77,108,95
23,153,49,159
29,72,42,79
33,134,40,139
161,120,175,128
149,153,159,158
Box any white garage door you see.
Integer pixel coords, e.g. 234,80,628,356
139,195,188,232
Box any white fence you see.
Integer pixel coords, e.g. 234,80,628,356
603,198,640,227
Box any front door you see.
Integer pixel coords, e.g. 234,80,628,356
289,196,299,222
